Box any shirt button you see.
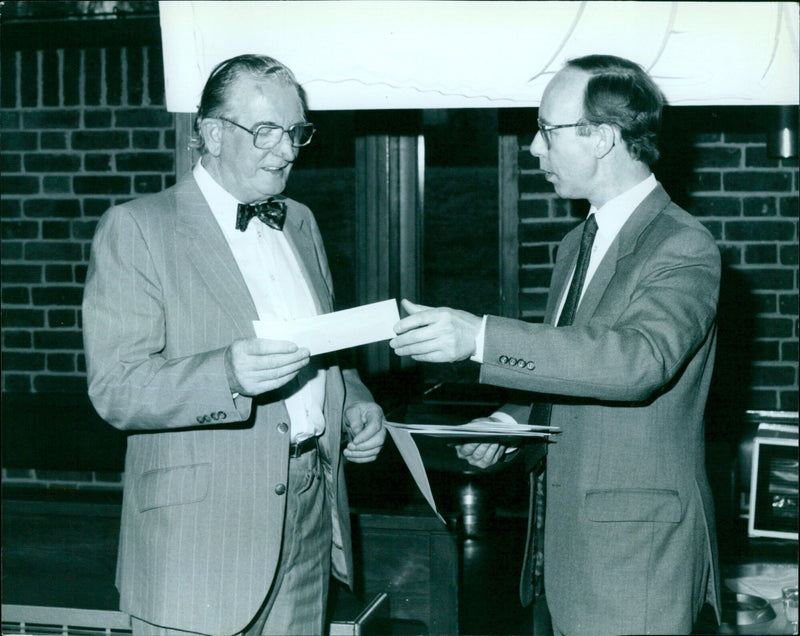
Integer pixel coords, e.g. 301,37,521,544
277,422,288,434
274,484,286,496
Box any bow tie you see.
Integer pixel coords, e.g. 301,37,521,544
236,198,287,232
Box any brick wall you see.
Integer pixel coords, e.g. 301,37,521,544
516,107,799,413
1,45,174,394
0,41,797,489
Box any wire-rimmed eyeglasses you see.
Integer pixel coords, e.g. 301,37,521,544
537,118,587,149
218,117,316,150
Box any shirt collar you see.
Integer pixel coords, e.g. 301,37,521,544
193,158,243,231
590,173,657,239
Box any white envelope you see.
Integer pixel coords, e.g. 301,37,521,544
253,299,400,355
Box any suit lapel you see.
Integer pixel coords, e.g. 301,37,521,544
174,175,259,336
573,184,672,325
545,231,580,325
282,205,333,314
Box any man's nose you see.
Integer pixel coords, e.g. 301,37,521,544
530,131,546,158
272,130,298,160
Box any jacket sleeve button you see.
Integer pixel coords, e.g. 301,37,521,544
274,483,286,495
499,355,509,365
517,359,526,368
277,422,289,434
509,358,518,366
526,361,536,370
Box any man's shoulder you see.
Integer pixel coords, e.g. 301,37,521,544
660,198,715,242
94,176,197,245
109,176,190,217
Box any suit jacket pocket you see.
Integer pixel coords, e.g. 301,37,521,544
585,488,681,523
136,463,212,512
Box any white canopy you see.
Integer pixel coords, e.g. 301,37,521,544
159,1,799,112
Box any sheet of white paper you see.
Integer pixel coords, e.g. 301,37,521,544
386,419,558,523
385,424,446,525
253,299,400,355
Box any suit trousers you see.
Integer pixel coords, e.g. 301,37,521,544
130,447,331,636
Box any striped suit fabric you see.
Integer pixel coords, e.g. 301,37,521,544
83,173,373,635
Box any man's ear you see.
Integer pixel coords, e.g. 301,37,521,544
594,123,616,159
198,118,223,156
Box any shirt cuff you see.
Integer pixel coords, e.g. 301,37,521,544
469,315,488,363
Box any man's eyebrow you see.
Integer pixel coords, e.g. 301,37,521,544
252,120,307,127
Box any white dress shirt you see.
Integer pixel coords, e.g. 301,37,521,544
473,173,658,366
194,160,325,442
552,173,657,323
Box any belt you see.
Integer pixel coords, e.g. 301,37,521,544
289,436,318,459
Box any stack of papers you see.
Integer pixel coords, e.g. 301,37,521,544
385,420,559,523
388,420,558,442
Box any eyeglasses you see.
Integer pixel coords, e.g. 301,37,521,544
537,118,587,149
218,117,316,150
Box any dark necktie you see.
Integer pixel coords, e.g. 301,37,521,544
520,214,598,607
236,198,287,232
557,213,598,327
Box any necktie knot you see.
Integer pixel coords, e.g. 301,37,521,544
236,198,287,232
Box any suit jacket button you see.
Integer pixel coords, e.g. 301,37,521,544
526,361,535,370
499,355,509,365
274,484,286,495
517,359,526,368
509,358,518,366
277,422,288,434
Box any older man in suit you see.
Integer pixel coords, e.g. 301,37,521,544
391,54,721,635
83,54,386,636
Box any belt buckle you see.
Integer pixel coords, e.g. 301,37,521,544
289,436,317,459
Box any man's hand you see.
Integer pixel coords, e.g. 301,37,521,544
225,338,310,397
455,442,508,469
390,299,482,363
343,401,386,463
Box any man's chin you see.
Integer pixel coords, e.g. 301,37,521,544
255,172,290,197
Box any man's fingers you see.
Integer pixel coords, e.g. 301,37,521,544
247,338,302,355
400,298,432,315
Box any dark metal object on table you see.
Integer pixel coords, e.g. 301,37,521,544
721,591,777,627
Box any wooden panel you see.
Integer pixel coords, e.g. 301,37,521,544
354,135,422,375
498,134,520,319
351,511,458,636
1,393,126,471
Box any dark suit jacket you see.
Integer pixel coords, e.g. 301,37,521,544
480,185,722,635
82,174,373,635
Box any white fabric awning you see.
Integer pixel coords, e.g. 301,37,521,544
159,1,799,112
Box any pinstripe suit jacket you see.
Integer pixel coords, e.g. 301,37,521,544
481,185,722,635
82,173,372,635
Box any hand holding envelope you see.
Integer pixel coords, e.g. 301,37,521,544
224,337,311,397
390,299,483,363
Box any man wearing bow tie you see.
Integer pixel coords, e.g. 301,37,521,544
83,54,386,636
